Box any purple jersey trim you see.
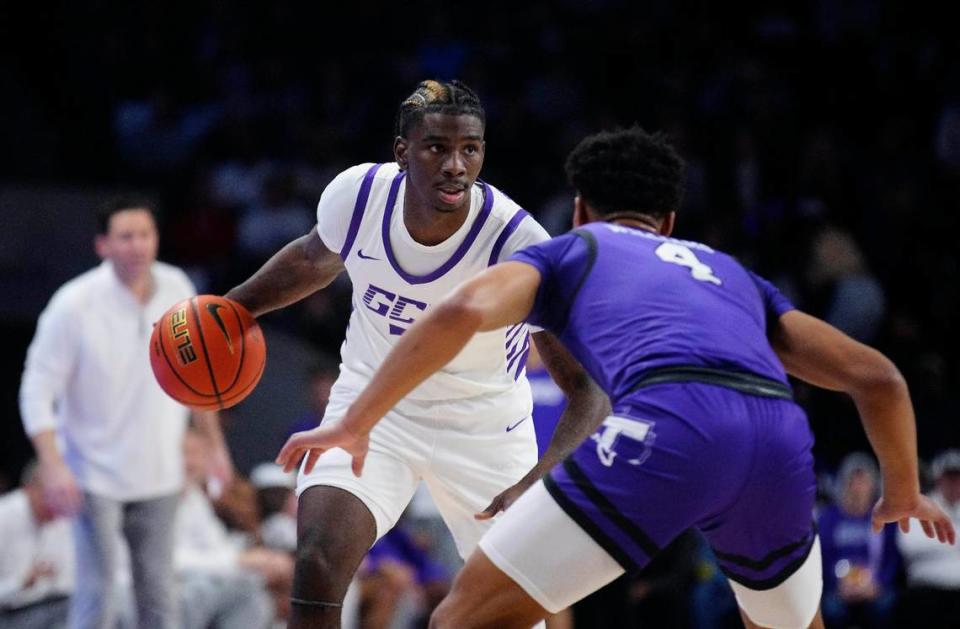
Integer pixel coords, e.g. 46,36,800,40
487,208,531,266
505,321,525,349
340,163,383,261
507,332,530,372
512,345,531,381
381,172,495,285
506,330,527,362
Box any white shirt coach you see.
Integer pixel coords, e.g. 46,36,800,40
19,260,195,501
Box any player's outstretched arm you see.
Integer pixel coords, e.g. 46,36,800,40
225,228,344,318
770,310,955,545
276,262,541,475
477,332,609,519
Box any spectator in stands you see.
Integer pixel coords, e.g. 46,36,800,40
819,453,900,628
176,429,287,629
897,450,960,627
236,171,313,263
0,461,73,629
358,523,451,629
250,462,297,553
807,227,886,344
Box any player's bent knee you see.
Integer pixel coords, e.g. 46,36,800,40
293,537,352,598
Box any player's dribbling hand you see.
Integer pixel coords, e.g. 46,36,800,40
276,423,370,477
872,494,956,545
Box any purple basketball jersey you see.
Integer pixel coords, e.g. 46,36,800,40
510,223,816,590
510,223,794,407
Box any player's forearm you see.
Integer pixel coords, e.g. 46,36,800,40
344,300,482,434
850,363,920,498
772,311,921,497
225,232,343,317
528,332,609,478
524,388,609,482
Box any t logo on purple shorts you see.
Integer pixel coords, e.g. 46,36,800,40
591,416,656,467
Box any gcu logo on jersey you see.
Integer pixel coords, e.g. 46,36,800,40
362,284,428,335
591,415,656,467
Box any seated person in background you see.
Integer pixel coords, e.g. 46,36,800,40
177,429,290,629
211,475,262,544
818,453,900,629
0,461,73,629
897,450,960,628
250,462,298,553
359,523,451,629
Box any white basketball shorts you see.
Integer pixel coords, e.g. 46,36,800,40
297,386,538,559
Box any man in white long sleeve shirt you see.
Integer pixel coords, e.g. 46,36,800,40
0,462,73,629
897,450,960,627
18,198,234,629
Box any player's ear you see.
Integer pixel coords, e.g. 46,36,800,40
394,136,409,171
660,212,676,237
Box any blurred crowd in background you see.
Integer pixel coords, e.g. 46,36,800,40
2,1,959,627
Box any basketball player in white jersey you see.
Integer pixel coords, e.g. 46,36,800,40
225,80,607,628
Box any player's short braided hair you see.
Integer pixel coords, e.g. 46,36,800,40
565,126,686,219
395,80,486,137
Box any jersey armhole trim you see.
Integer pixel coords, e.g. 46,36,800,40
340,163,383,261
487,208,531,266
555,229,598,334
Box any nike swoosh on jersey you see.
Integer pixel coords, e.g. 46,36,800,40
505,417,529,432
205,303,234,353
357,249,380,260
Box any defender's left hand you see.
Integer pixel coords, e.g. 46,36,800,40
276,422,370,477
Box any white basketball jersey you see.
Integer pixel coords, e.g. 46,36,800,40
316,162,550,420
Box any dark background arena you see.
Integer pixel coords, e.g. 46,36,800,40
1,2,958,626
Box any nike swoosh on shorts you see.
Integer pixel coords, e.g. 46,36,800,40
505,417,529,432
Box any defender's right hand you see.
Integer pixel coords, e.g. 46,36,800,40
40,459,83,516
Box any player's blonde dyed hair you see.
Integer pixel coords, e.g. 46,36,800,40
395,79,485,137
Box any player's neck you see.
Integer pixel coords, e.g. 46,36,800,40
402,186,471,246
609,216,661,233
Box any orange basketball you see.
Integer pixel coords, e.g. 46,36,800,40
150,295,266,410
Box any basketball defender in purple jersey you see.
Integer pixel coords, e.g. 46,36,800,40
277,128,955,628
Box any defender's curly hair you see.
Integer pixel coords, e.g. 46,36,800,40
565,127,686,218
395,80,486,137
